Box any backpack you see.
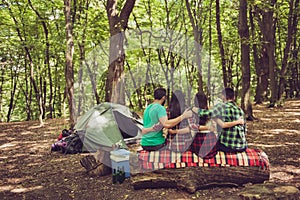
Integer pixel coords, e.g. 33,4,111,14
51,130,84,154
62,133,83,154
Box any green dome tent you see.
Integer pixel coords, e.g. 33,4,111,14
75,102,143,152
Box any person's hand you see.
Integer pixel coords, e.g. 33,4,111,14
191,107,199,114
237,118,244,125
142,128,148,134
209,124,216,132
168,129,177,135
182,109,193,119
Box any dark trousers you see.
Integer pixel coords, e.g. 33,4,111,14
217,142,246,153
142,143,166,151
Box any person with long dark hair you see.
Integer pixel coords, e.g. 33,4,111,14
165,90,193,152
141,88,192,151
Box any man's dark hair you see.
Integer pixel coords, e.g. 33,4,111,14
223,87,235,100
154,88,166,100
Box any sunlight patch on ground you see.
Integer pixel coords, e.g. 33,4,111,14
270,164,300,182
20,131,36,135
29,140,52,150
0,156,8,159
0,133,8,137
28,125,43,129
44,130,60,135
269,129,300,135
285,142,300,145
248,143,284,148
0,140,47,152
249,142,299,147
0,185,14,192
292,118,300,123
7,177,27,184
0,143,16,150
253,110,264,113
10,153,28,158
259,118,273,121
271,172,294,181
284,108,300,112
260,133,280,137
271,165,300,174
27,161,43,167
282,111,300,117
11,185,43,193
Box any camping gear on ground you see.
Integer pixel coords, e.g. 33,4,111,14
74,102,143,152
57,129,72,140
51,131,84,154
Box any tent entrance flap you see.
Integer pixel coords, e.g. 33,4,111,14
113,111,139,139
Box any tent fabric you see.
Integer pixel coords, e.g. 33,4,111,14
74,102,143,152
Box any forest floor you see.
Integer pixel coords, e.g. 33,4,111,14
0,99,300,200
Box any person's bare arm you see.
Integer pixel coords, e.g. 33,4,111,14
142,127,155,134
142,122,164,134
159,109,193,129
168,127,190,134
142,109,193,134
198,125,209,131
214,118,244,128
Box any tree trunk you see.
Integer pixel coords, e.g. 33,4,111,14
105,0,135,104
5,1,44,125
277,0,299,101
216,0,227,88
77,44,84,116
28,0,53,119
253,5,272,105
131,167,270,194
250,6,264,104
239,0,254,120
258,0,277,107
64,0,76,128
76,0,90,115
0,67,4,122
292,34,299,97
208,0,213,102
185,0,204,93
7,66,18,122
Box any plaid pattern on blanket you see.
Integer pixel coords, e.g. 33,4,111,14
165,132,193,152
189,131,218,159
138,148,269,171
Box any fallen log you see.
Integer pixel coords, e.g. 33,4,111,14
131,166,270,193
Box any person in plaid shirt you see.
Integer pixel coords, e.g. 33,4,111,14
143,90,244,154
192,88,248,153
189,91,244,157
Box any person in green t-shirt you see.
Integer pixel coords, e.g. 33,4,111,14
141,88,192,151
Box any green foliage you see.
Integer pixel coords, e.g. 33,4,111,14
0,0,298,121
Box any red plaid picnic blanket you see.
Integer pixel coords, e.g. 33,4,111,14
138,148,269,171
189,131,218,159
